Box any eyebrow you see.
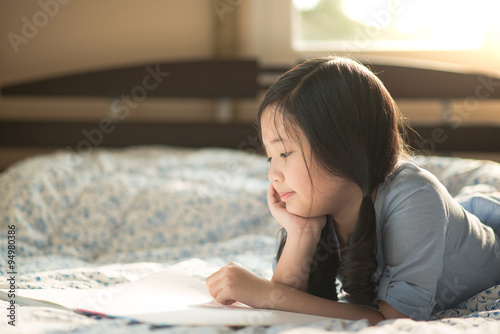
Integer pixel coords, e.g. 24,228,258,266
263,137,287,148
262,137,287,153
270,138,286,144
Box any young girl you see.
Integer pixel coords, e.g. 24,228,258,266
205,56,500,324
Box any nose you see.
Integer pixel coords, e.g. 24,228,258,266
268,161,284,183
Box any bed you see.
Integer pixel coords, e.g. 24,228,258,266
1,59,500,333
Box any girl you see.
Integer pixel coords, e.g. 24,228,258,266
205,56,500,324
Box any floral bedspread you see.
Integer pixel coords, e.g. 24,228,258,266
1,147,499,333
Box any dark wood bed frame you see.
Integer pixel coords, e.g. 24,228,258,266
1,59,499,169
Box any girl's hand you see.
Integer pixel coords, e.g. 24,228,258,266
205,262,274,308
267,184,326,237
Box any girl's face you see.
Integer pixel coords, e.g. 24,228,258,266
261,110,360,219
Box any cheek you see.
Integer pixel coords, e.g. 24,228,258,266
286,188,317,216
288,164,314,194
309,179,347,213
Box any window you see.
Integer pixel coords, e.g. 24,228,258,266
292,0,489,52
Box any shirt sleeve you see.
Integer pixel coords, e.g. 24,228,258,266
377,170,450,321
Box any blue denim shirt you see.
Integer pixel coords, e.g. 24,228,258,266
373,162,500,320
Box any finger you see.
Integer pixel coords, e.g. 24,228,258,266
267,183,278,205
206,274,224,300
208,276,237,305
206,265,240,304
205,270,218,288
216,291,237,306
267,184,285,209
205,266,226,291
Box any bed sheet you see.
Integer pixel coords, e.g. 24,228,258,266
1,146,500,333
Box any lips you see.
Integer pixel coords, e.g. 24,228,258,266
278,191,295,201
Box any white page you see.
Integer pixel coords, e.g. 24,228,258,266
13,268,333,326
15,269,213,314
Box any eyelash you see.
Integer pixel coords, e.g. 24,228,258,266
267,152,291,163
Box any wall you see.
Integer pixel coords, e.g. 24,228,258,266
0,0,216,123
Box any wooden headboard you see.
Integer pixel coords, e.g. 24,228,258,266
1,60,261,151
1,58,500,170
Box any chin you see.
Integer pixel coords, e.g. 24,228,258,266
285,203,325,219
285,205,310,218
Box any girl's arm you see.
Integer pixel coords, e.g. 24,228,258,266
205,262,405,325
266,184,326,291
266,279,386,324
271,225,323,291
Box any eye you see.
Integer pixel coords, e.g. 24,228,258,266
267,152,292,163
280,152,292,158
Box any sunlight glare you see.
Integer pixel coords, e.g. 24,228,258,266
341,0,487,49
342,0,393,28
293,0,322,11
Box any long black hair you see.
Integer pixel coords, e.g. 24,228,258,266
258,57,409,305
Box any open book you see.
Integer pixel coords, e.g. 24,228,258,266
1,264,332,327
